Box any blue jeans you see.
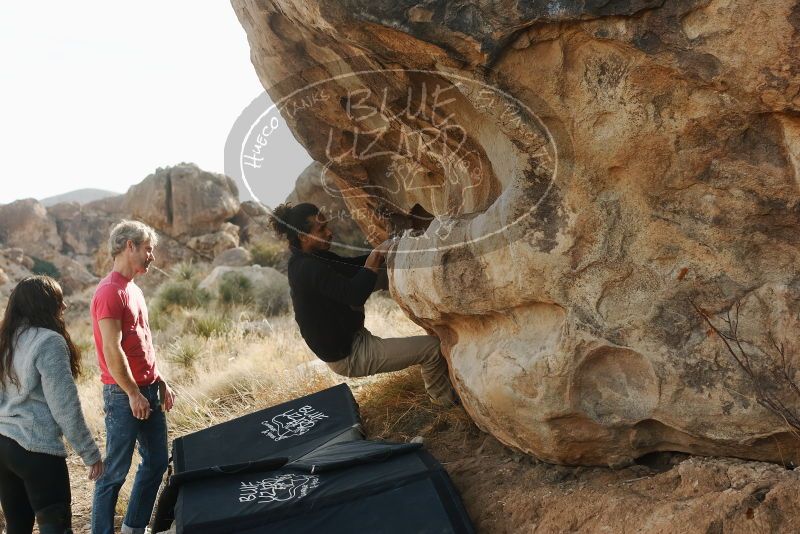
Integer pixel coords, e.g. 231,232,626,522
91,383,168,534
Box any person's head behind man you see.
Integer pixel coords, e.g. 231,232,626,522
108,220,159,277
269,203,333,253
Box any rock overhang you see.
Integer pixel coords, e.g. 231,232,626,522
232,0,800,466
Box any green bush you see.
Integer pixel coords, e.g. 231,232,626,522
31,257,61,279
154,279,211,311
167,335,204,367
249,242,286,269
218,272,254,306
171,261,204,281
255,283,290,316
190,312,231,338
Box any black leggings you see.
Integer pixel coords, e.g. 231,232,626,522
0,434,72,534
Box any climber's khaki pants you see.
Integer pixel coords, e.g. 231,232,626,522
326,328,456,404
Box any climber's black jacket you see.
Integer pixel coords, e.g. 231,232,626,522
288,248,376,362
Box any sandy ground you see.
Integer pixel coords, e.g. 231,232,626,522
360,372,800,534
41,370,798,534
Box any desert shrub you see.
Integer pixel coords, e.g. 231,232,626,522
171,260,205,281
250,242,286,269
218,272,253,306
167,334,204,367
154,279,211,311
255,283,290,316
190,311,231,338
31,257,61,279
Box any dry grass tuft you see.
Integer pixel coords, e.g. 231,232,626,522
356,369,473,442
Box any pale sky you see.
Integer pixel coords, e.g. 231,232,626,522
0,1,311,206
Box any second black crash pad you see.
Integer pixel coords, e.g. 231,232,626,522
174,440,474,534
171,383,363,475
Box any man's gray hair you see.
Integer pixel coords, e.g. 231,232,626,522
108,220,159,258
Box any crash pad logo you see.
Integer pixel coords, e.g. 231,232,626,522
238,474,320,504
260,405,328,441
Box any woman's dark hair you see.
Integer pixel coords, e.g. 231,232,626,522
269,202,320,248
0,276,81,388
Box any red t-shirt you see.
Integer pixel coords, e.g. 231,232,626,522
91,271,159,386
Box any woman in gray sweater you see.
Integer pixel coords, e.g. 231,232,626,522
0,276,104,534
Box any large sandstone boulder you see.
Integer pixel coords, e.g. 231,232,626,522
0,167,246,294
0,199,97,294
0,245,97,298
229,200,269,245
123,163,240,237
50,165,245,274
0,249,34,297
198,264,289,303
233,0,800,466
186,222,240,258
48,255,99,295
0,199,63,256
47,201,118,257
213,246,253,267
1,248,34,271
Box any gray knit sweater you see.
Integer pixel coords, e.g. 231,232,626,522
0,327,101,466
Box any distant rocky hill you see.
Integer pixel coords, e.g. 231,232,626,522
0,162,362,299
40,188,120,207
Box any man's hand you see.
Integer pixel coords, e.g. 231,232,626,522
374,239,394,255
129,390,152,420
159,379,176,412
365,239,395,272
88,459,105,481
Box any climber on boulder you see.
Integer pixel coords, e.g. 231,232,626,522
269,202,457,406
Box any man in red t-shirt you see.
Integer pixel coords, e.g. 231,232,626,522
91,220,175,534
